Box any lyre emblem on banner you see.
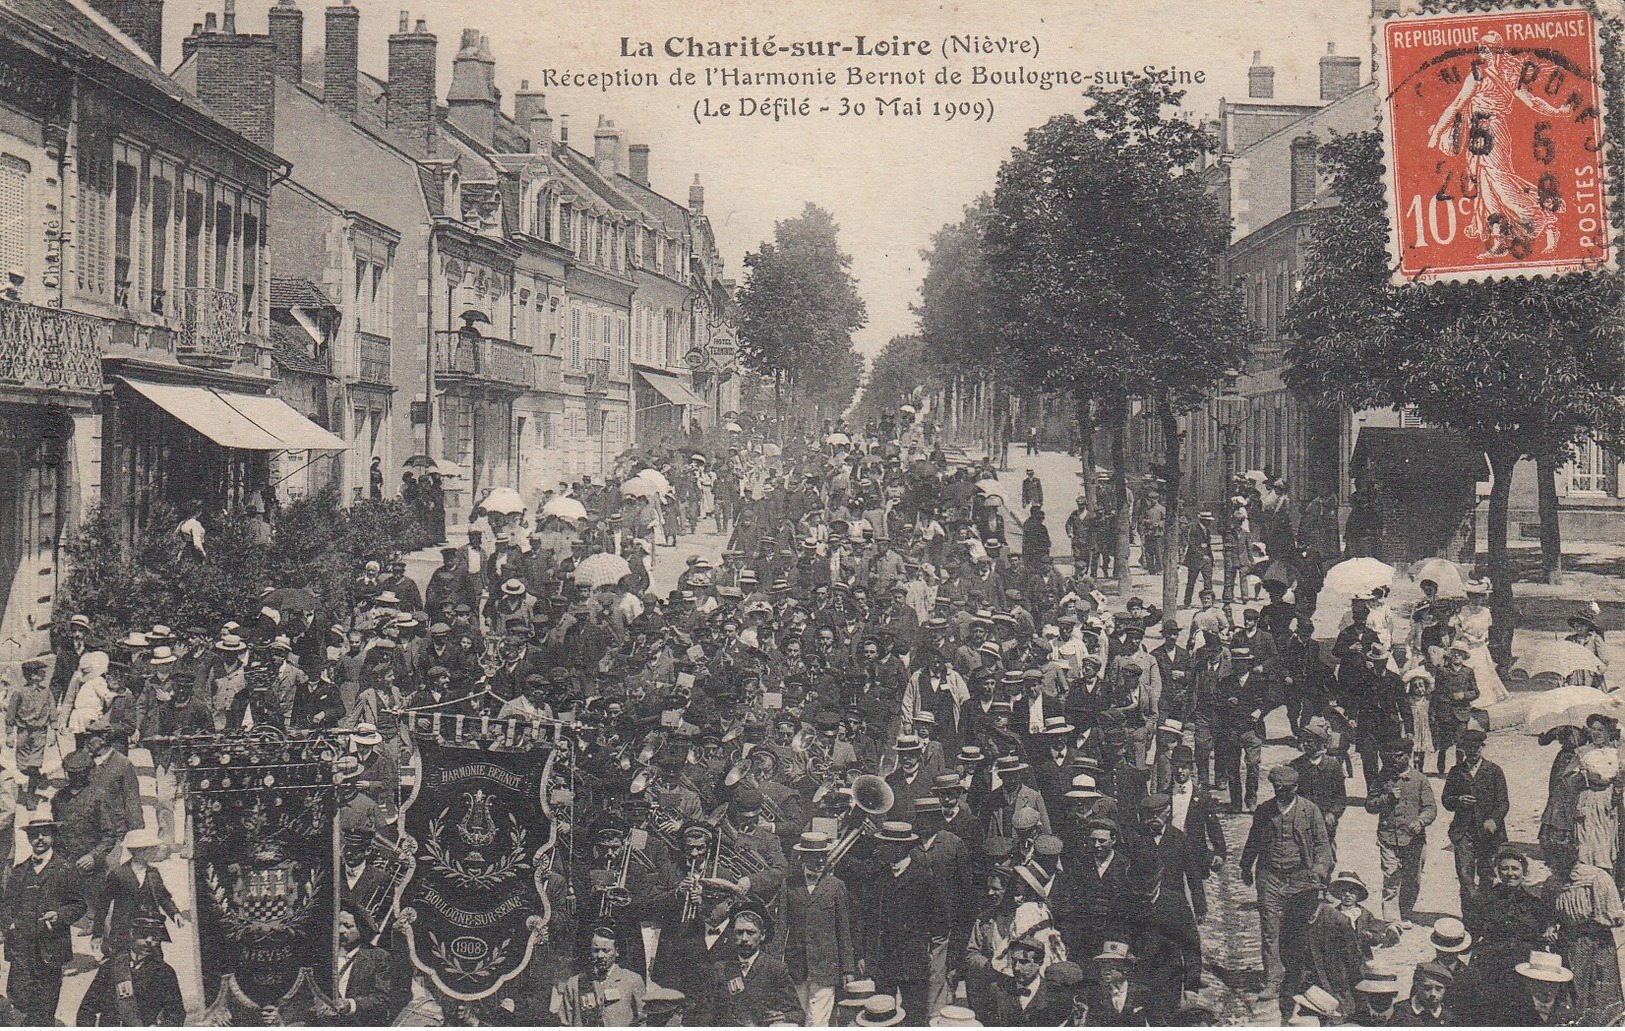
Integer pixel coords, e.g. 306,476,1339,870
457,789,498,851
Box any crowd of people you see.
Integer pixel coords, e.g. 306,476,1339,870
7,416,1617,1027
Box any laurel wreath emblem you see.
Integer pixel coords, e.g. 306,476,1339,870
420,809,529,889
427,933,512,982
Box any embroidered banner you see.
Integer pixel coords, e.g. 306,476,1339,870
398,718,557,1001
185,731,339,1017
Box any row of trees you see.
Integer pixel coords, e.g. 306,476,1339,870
908,79,1255,610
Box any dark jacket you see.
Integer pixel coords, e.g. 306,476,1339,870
335,945,394,1025
3,852,87,969
703,952,801,1025
1290,753,1349,822
869,856,943,985
96,861,179,957
782,869,855,986
76,949,185,1025
1442,757,1510,845
1240,795,1333,892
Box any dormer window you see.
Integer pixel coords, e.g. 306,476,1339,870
445,171,461,219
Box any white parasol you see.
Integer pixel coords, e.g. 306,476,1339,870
1524,684,1622,734
540,497,588,522
479,486,525,515
574,552,633,589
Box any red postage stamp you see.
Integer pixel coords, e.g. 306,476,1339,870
1376,4,1612,284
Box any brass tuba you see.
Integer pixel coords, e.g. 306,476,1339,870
829,774,894,869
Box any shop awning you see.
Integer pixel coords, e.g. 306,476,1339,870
217,391,347,451
120,378,347,452
635,367,704,408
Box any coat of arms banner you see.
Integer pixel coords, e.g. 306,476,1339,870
185,731,339,1018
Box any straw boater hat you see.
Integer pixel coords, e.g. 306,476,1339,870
792,831,834,854
1093,941,1136,965
1293,986,1343,1020
351,723,384,747
1355,961,1400,995
856,996,905,1027
1516,951,1573,983
1065,774,1102,800
1430,916,1473,954
1039,716,1075,737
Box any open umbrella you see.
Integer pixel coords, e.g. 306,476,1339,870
264,587,318,612
636,468,672,494
826,432,851,446
1322,557,1395,596
620,475,660,499
478,486,526,515
1244,469,1268,484
540,497,588,522
899,404,917,414
1517,639,1609,680
975,478,1003,494
1412,558,1467,599
403,455,463,477
1524,684,1620,734
724,422,743,433
574,552,632,589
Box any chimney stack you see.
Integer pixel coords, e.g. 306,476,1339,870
628,144,650,187
522,87,553,154
268,0,304,82
86,0,165,65
1319,42,1361,101
689,174,704,215
1290,135,1319,210
182,21,203,61
324,0,359,119
204,12,217,31
446,28,499,145
1248,50,1274,99
387,12,438,149
221,0,236,34
559,114,569,145
193,6,277,147
514,80,545,129
593,116,622,177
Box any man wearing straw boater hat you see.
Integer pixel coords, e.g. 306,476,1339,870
783,830,856,1026
867,820,936,1025
1,811,85,1023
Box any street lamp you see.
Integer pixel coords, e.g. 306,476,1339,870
1208,368,1253,492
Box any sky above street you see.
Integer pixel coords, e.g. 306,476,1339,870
165,0,1375,357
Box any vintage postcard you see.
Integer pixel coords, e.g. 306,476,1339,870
0,0,1622,1025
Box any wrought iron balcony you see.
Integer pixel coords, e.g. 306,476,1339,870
176,286,243,360
357,330,392,385
432,330,533,389
0,299,106,394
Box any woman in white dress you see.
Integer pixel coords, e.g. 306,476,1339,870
1450,579,1508,705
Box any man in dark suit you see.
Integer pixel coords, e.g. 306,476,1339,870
1289,725,1348,850
94,827,182,958
1053,817,1139,962
76,914,184,1025
1166,746,1225,917
703,905,801,1025
1440,729,1509,912
782,832,855,1026
322,908,394,1024
1,815,87,1023
868,821,941,1023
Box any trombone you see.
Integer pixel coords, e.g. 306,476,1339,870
829,774,894,869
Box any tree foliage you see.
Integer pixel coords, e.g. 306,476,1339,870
57,487,432,636
984,81,1251,406
854,335,929,425
981,78,1253,600
917,197,1005,377
1285,127,1625,657
736,203,869,420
